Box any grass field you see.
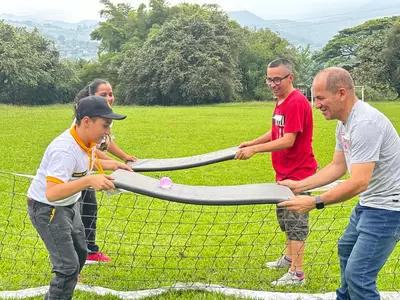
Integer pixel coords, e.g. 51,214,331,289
0,102,399,299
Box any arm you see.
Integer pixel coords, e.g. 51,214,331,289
46,175,115,202
279,151,348,194
318,120,382,205
235,132,296,160
319,162,374,205
278,162,374,213
240,131,272,147
98,159,133,172
96,149,114,160
107,140,136,162
253,132,296,153
279,120,382,213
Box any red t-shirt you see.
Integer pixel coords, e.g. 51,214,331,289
271,89,317,181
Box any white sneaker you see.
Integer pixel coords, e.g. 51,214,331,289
265,256,291,269
271,271,306,286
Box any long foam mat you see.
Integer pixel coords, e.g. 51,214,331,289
127,147,239,171
111,169,293,205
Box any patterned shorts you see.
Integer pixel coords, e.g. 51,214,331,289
276,192,311,241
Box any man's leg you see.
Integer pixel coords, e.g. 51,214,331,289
287,191,311,272
271,207,308,286
266,206,292,269
343,205,400,300
336,205,360,300
285,209,308,274
288,240,305,272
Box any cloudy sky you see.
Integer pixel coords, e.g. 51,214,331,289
0,0,372,22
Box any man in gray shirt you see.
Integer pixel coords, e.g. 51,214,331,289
278,67,400,300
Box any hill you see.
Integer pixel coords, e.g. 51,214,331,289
228,1,400,49
0,14,99,60
1,0,400,59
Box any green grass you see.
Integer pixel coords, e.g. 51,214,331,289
0,102,399,299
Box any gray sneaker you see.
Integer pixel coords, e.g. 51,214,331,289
271,271,306,286
265,256,291,269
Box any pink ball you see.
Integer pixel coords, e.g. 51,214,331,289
159,177,172,189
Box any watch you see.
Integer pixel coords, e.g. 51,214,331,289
315,195,325,209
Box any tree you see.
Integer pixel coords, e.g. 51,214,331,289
239,28,297,100
294,46,326,98
352,30,387,90
320,16,400,69
118,6,243,105
351,22,400,99
0,21,79,104
90,0,133,53
382,22,400,98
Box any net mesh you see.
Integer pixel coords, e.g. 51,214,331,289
1,171,399,295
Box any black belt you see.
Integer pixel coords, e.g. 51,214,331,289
27,198,76,209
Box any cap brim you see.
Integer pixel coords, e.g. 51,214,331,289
99,113,127,120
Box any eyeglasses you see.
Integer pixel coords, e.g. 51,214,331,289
266,74,291,85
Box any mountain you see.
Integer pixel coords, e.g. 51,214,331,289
0,14,99,60
228,1,400,49
1,0,400,60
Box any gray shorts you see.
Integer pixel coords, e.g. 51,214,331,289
27,199,87,299
276,192,311,241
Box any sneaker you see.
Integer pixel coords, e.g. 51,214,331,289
271,271,306,286
266,256,291,269
85,252,112,265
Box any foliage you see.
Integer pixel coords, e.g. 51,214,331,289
118,5,243,105
320,16,400,69
320,16,400,101
6,1,400,104
0,21,80,104
350,21,400,99
382,22,400,98
238,28,297,101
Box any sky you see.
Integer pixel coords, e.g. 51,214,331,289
0,0,371,22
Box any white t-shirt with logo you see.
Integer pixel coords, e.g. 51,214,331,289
27,128,95,206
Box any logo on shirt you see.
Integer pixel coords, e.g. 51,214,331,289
273,114,285,139
339,130,351,152
72,170,88,178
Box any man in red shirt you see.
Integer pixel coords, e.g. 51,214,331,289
235,58,317,286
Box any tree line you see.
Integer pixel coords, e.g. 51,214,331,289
1,0,399,105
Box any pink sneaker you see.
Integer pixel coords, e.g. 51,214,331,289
85,252,112,265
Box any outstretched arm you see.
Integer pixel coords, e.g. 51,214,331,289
239,130,272,148
235,132,296,160
96,149,113,160
46,175,115,202
107,140,137,162
279,151,347,194
278,161,374,213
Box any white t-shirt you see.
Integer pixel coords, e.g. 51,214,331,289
27,127,96,206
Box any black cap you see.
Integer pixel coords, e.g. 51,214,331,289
75,96,126,120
